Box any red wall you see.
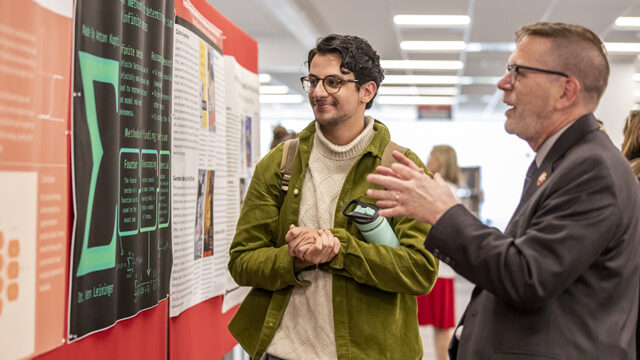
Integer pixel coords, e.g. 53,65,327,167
36,300,168,360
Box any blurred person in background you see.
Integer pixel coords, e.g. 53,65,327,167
622,111,640,179
270,125,297,149
421,145,460,360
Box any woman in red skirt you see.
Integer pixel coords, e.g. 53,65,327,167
420,145,459,360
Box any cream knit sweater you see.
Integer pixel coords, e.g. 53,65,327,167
266,117,375,360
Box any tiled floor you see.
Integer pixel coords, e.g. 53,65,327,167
420,274,474,360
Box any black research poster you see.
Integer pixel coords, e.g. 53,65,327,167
70,0,173,340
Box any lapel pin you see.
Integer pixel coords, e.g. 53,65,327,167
537,171,547,186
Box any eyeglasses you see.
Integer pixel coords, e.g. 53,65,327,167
300,74,359,94
505,64,569,84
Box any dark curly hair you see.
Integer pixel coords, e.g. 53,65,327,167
307,34,384,109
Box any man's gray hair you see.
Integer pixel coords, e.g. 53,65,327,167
516,22,610,107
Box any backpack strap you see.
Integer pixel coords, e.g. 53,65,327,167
380,141,408,226
278,138,299,206
381,141,407,168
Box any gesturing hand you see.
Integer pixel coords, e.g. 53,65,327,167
366,150,458,224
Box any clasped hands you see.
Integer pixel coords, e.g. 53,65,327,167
286,224,340,272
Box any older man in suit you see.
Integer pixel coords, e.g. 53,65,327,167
367,22,640,359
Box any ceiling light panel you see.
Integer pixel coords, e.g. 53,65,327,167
383,75,460,85
615,17,640,28
259,74,272,83
377,95,457,105
381,60,463,70
604,42,640,53
259,94,304,104
378,86,458,96
382,75,502,86
393,15,470,27
465,42,515,52
462,76,502,85
260,85,289,94
400,41,466,51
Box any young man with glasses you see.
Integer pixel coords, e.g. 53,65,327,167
368,22,640,359
228,34,438,360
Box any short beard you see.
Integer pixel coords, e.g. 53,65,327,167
505,110,552,148
316,113,348,127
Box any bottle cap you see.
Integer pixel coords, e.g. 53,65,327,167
342,199,379,225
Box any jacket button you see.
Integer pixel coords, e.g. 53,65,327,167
293,189,299,195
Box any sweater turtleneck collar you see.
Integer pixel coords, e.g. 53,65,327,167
313,116,375,161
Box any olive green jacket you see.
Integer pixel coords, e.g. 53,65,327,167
228,119,438,360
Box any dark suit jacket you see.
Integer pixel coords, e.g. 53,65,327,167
425,114,640,360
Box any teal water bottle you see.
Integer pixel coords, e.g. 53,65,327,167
342,199,400,247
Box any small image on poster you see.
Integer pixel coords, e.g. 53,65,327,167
239,178,246,207
203,170,214,257
199,84,206,130
207,48,216,133
243,116,252,169
193,170,205,260
194,169,214,260
197,44,216,133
